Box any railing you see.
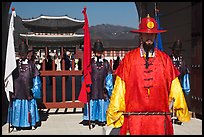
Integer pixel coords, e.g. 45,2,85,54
38,59,84,109
38,56,117,109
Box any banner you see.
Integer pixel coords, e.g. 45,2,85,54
4,7,17,102
154,4,164,51
78,7,92,103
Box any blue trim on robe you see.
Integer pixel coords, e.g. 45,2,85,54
182,73,190,95
31,76,42,99
8,99,40,127
106,73,113,97
83,99,110,122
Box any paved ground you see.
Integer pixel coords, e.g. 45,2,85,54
2,108,202,135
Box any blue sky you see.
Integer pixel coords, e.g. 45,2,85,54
10,2,139,28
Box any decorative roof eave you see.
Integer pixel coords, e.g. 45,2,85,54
19,33,84,43
20,33,84,38
22,15,84,23
22,15,85,30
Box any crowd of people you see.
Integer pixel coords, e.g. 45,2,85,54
28,49,83,72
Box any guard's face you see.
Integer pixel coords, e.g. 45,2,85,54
141,33,156,45
173,49,181,56
19,53,28,60
95,52,103,57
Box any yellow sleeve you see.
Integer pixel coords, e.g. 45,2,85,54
106,76,126,128
169,77,190,122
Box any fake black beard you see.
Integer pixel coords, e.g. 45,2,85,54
143,42,154,54
143,42,154,69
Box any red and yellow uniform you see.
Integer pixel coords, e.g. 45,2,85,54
106,48,190,135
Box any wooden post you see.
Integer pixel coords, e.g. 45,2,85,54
52,60,56,102
62,60,66,102
42,59,47,104
110,59,113,70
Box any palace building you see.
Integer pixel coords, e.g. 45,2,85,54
19,14,139,66
19,15,85,63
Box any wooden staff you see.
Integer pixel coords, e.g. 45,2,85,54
87,92,91,130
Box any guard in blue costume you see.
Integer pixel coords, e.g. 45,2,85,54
80,40,113,127
8,40,41,130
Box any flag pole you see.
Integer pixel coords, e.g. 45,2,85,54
154,2,158,49
84,7,91,130
78,6,92,130
88,92,91,130
8,93,13,133
5,7,17,133
8,94,10,133
154,2,164,51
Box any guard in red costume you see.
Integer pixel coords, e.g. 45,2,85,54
106,14,190,135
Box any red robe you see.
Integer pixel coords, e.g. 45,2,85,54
112,48,180,135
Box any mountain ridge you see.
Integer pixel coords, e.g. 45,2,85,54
10,14,139,49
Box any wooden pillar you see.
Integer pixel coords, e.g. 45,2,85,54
119,50,122,57
113,51,116,58
42,59,47,104
110,51,113,59
110,59,113,70
52,60,56,102
45,46,48,58
61,47,64,58
62,60,66,102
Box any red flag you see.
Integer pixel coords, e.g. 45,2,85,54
78,7,92,103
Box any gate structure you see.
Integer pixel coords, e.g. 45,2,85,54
38,52,84,109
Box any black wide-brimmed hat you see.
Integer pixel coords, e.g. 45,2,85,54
169,40,184,51
18,41,28,54
93,40,104,53
18,40,33,55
